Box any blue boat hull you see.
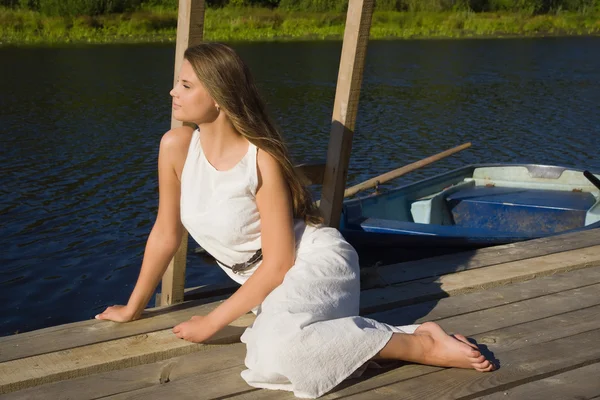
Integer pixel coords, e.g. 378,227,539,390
340,164,600,258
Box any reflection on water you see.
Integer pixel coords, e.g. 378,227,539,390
1,38,599,336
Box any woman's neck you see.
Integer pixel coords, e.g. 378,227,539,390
197,116,248,168
198,116,242,149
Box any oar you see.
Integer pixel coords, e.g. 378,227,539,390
583,170,600,191
343,142,472,198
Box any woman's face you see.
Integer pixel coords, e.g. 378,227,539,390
170,59,218,125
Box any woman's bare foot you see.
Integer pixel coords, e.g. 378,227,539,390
414,322,495,372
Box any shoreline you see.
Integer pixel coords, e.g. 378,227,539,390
1,8,599,46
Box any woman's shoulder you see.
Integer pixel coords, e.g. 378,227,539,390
160,125,195,153
159,125,196,178
256,147,284,185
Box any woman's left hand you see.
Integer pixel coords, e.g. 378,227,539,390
172,315,221,343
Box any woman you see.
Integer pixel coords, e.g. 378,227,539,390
96,43,494,399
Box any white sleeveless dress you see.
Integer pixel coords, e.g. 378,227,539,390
180,129,420,399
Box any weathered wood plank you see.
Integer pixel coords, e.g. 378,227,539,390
96,293,600,399
368,265,600,326
223,308,600,399
473,362,600,400
1,344,247,400
361,245,600,314
333,329,600,400
0,314,254,395
3,247,599,365
386,284,600,340
6,268,600,398
0,298,237,363
367,228,600,289
319,0,374,228
104,365,256,400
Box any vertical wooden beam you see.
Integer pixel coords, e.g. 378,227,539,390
319,0,374,228
159,0,205,307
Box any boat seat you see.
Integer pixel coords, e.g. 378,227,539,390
410,180,475,225
446,186,596,234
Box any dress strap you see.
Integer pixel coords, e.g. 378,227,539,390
247,142,259,197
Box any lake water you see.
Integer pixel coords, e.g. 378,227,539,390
1,37,599,336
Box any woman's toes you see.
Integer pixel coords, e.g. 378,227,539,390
475,362,495,372
473,359,491,371
469,349,481,358
469,354,486,364
454,334,478,350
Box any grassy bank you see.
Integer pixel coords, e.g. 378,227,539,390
1,7,599,45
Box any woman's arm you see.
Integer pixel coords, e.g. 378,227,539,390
173,149,297,341
96,126,193,322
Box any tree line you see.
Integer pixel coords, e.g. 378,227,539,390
2,0,598,16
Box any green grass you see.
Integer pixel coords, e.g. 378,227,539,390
1,7,599,45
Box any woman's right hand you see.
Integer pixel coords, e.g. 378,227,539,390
95,305,139,323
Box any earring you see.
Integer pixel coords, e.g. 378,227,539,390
216,105,220,112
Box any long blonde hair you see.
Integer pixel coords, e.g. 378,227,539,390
184,43,322,225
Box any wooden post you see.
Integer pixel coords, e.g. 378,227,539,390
319,0,374,228
159,0,205,307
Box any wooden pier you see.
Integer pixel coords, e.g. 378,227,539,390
2,228,600,399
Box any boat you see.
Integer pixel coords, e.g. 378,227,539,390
340,164,600,260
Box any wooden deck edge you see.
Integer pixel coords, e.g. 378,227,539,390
0,314,255,395
359,244,600,314
368,227,600,289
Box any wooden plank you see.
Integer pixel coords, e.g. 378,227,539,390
0,313,254,395
368,265,600,326
159,236,189,306
104,365,256,400
222,306,600,399
7,268,600,398
381,284,600,340
317,329,600,400
97,288,600,399
160,0,205,307
332,329,600,400
474,363,600,399
0,298,240,363
319,0,374,228
4,250,600,365
1,344,247,400
366,228,600,289
112,297,600,400
360,245,600,314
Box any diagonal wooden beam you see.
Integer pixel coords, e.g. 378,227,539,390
319,0,374,227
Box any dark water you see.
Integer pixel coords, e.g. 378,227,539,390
1,38,599,337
